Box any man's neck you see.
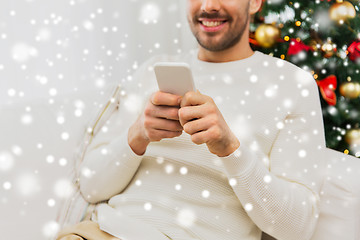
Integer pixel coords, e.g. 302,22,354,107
197,42,254,63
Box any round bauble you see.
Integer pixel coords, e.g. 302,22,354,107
329,1,356,21
345,129,360,145
255,24,281,48
340,82,360,99
347,41,360,62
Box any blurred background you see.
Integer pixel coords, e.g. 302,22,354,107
0,0,195,239
1,0,359,239
251,0,360,156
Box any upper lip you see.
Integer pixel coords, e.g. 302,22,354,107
198,18,227,22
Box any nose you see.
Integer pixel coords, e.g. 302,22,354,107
201,0,221,12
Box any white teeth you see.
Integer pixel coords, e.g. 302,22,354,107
202,21,223,27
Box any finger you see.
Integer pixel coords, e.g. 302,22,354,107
151,91,182,107
183,117,212,135
178,105,205,125
147,128,183,141
157,106,180,120
180,91,210,108
144,117,183,132
190,130,209,145
145,105,180,120
190,127,221,145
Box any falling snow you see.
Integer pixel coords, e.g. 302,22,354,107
0,151,15,171
177,208,197,228
2,1,360,240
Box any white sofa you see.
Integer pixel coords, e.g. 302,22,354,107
0,89,110,240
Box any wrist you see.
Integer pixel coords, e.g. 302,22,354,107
128,124,150,156
217,138,240,157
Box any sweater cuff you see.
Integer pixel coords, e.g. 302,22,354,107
219,144,257,176
106,130,143,168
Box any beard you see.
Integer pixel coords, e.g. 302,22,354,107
188,3,250,52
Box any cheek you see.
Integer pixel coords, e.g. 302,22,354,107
186,1,202,20
186,1,195,15
186,14,196,30
232,9,248,24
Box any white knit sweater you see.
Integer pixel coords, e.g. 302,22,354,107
79,50,326,240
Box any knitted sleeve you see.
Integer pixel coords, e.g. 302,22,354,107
78,56,161,204
220,75,326,240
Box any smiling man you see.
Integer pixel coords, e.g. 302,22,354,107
57,1,326,240
188,0,255,62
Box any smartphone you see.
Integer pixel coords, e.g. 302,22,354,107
154,62,196,96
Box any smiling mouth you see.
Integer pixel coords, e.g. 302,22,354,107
197,19,228,33
200,20,227,27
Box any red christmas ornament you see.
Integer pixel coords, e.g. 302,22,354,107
249,37,260,46
316,75,338,106
287,39,313,56
347,41,360,62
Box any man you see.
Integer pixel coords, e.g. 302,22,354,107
57,0,326,239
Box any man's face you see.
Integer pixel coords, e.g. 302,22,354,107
187,0,251,52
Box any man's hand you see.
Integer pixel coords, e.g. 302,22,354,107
128,91,183,155
179,91,240,157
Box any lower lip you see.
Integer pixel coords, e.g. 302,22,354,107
199,22,227,32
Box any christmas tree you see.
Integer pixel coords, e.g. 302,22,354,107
251,0,360,157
